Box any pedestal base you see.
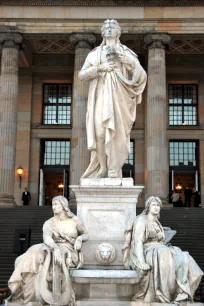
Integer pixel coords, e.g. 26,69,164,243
76,303,203,306
70,181,144,268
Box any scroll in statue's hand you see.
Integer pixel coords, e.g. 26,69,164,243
98,62,117,72
117,52,135,66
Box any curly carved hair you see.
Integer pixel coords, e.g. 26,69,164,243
101,19,121,45
143,196,162,215
52,196,74,218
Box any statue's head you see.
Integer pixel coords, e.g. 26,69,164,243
101,19,121,44
144,196,162,216
52,196,74,218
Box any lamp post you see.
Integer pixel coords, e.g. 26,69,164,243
17,165,24,188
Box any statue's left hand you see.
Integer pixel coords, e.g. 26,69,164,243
54,248,63,265
74,236,82,251
117,52,135,66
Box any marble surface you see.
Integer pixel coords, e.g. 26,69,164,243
123,196,203,303
79,19,147,179
71,184,144,268
80,178,134,186
8,196,88,306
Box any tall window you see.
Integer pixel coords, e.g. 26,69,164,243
43,84,72,125
169,141,197,168
42,140,70,166
168,84,198,126
123,140,134,178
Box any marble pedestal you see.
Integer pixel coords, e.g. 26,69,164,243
76,303,203,306
70,179,144,269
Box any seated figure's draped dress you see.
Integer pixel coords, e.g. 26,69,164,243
79,43,147,178
123,214,203,304
8,215,86,305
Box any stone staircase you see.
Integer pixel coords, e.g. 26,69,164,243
0,206,203,289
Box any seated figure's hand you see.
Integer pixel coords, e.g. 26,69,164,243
140,263,151,271
54,248,63,265
74,236,82,251
98,62,117,72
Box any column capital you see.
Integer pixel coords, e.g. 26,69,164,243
69,33,96,50
0,32,22,50
144,33,171,50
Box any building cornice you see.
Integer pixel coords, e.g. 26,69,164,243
0,0,204,6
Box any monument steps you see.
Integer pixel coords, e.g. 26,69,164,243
0,206,204,289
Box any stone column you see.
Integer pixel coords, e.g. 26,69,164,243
0,32,22,205
144,33,171,201
69,33,96,185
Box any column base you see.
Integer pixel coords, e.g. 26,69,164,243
0,194,16,206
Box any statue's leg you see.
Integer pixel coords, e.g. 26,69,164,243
95,135,107,177
95,102,107,177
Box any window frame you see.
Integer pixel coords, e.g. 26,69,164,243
42,83,72,126
122,139,135,179
168,84,198,127
40,139,71,169
169,140,199,171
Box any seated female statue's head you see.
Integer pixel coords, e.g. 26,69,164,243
52,196,74,218
144,196,162,216
101,19,121,44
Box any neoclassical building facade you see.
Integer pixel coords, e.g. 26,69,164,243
0,0,204,206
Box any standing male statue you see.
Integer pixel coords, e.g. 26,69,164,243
79,19,147,179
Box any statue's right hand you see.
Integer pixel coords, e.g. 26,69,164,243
54,248,63,265
140,263,151,271
98,62,117,72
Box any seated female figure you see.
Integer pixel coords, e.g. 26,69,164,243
8,196,88,306
123,196,203,304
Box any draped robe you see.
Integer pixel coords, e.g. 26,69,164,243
123,214,203,304
8,216,86,305
79,44,147,178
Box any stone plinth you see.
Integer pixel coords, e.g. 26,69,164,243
77,303,203,306
70,181,144,268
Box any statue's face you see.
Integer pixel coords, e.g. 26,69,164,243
149,200,161,215
102,23,118,39
52,199,63,214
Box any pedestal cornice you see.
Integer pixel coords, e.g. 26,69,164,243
0,32,22,49
0,0,204,6
69,33,96,50
144,33,171,50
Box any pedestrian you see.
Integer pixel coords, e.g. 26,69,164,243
171,190,179,207
22,187,31,205
192,188,201,207
184,186,192,207
168,190,174,204
177,197,184,207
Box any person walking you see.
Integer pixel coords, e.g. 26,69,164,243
22,187,31,205
192,188,201,207
171,190,179,207
184,186,192,207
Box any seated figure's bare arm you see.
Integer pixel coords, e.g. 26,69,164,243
43,221,58,250
73,217,89,251
133,218,151,271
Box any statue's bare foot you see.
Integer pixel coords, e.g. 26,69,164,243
96,168,107,178
108,169,118,178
